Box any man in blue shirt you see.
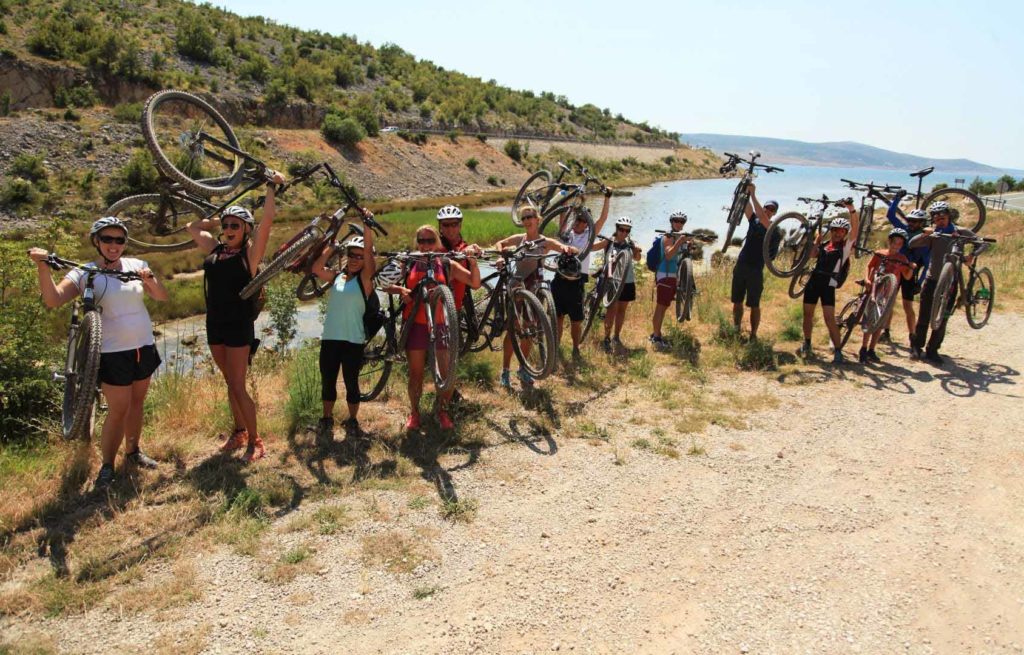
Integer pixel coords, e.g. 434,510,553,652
730,183,778,341
880,189,929,344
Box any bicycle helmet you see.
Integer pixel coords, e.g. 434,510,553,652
555,253,582,281
906,209,928,222
375,259,404,287
222,205,254,225
764,200,779,211
615,216,633,228
344,236,365,251
829,217,851,231
437,205,463,221
928,200,950,216
888,227,909,242
669,211,687,223
89,216,128,236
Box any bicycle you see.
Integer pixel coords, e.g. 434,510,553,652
928,233,997,331
718,151,784,253
654,230,716,322
107,90,318,252
40,255,146,441
899,167,986,233
579,236,634,343
460,240,557,380
763,194,854,280
839,180,905,258
238,163,387,301
357,251,463,401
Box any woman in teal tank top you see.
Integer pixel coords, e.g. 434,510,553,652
311,219,376,438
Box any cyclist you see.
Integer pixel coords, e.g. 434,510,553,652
435,205,482,407
552,190,613,359
593,217,642,351
28,218,169,489
879,189,930,344
858,228,913,364
310,214,376,439
650,211,693,347
493,206,577,389
798,200,860,364
186,170,285,462
908,201,983,365
389,225,479,429
730,183,778,341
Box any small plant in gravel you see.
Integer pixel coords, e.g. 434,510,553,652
664,327,701,365
465,157,479,171
737,339,778,371
413,585,441,600
407,496,431,510
312,505,348,535
361,530,436,574
687,439,706,456
440,497,478,523
487,175,499,186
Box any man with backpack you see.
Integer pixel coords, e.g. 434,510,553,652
730,183,778,341
648,211,693,347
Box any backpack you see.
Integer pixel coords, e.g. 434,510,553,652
359,276,385,340
645,236,663,272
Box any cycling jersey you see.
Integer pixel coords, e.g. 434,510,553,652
885,201,928,282
811,239,852,288
65,258,154,353
867,250,912,281
445,239,469,310
910,225,977,282
736,215,772,269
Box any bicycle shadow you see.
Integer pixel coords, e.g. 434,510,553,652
564,385,616,417
284,421,394,490
484,417,558,456
400,422,481,506
777,355,922,395
933,358,1020,399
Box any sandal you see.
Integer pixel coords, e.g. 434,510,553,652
219,428,248,452
243,435,265,463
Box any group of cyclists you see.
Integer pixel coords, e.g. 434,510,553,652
26,168,986,490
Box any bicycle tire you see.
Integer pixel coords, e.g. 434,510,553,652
295,251,343,301
536,286,559,350
854,198,876,257
601,249,630,308
721,187,749,253
965,266,995,329
674,258,694,322
511,170,553,226
787,267,811,300
508,287,556,379
359,298,395,402
463,280,497,354
107,193,205,252
930,261,957,332
539,205,595,264
837,294,865,350
63,310,101,441
142,89,245,198
921,187,986,233
427,286,460,394
764,211,811,278
862,273,898,333
579,281,602,343
239,230,319,300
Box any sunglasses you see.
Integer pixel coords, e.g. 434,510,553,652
98,235,126,245
417,237,437,245
347,253,364,261
670,219,685,224
521,213,539,220
439,221,461,228
616,227,631,233
222,222,244,231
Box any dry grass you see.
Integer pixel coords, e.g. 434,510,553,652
153,621,211,655
260,543,318,584
112,561,202,616
361,530,437,574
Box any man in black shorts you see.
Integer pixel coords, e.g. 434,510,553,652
730,183,777,340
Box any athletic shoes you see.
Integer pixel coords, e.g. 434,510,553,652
601,337,611,352
925,351,944,366
437,410,454,430
94,463,115,490
499,369,512,389
866,349,881,363
879,329,892,344
832,349,844,365
317,417,334,440
517,369,534,388
858,348,868,364
798,342,812,358
405,413,422,431
125,450,158,469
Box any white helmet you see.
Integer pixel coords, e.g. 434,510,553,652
669,211,687,222
222,205,254,225
436,205,463,221
907,209,928,221
344,236,365,250
615,216,633,228
829,217,851,231
928,201,950,216
375,259,404,287
90,216,128,236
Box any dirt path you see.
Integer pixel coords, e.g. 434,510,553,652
6,316,1024,654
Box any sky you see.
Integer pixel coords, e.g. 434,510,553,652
207,0,1023,170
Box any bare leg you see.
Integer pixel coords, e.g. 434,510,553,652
407,349,426,417
322,400,335,419
123,377,152,453
652,303,668,338
613,302,629,338
210,345,244,432
802,303,815,341
733,302,744,329
749,307,761,340
902,299,916,337
98,383,132,465
569,320,582,348
224,346,257,439
822,305,842,350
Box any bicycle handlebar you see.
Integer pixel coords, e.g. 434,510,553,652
654,230,716,242
43,254,147,282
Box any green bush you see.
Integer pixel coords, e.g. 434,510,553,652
176,11,217,63
111,102,143,124
10,154,48,184
737,339,778,371
103,149,161,206
239,54,270,83
321,114,366,147
284,343,320,432
486,175,499,186
465,157,479,171
1,91,10,117
266,279,298,349
27,14,75,60
0,178,39,209
504,140,523,162
664,327,701,365
54,83,98,109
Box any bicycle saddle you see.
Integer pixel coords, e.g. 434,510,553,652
910,167,934,178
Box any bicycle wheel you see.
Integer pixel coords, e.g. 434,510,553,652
536,286,559,350
787,267,812,300
426,286,460,393
921,187,986,233
359,298,395,402
461,279,496,353
674,258,694,322
142,90,245,197
107,194,206,252
579,281,603,343
539,205,595,263
854,198,876,257
62,310,101,441
764,212,811,278
965,266,995,329
508,288,556,379
239,230,319,300
862,273,898,333
511,170,553,226
837,294,865,349
601,250,630,308
930,262,957,332
721,187,749,253
295,250,343,301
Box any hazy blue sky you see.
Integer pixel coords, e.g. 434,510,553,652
208,0,1023,169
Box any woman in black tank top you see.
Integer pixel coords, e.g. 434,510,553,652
187,170,285,462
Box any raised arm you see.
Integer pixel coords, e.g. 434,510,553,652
360,214,377,286
593,191,613,235
248,170,286,272
185,216,220,254
138,261,169,302
886,189,908,229
748,184,770,228
311,242,340,283
27,248,79,308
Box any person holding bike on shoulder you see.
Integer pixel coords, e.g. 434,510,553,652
389,225,479,430
879,189,930,344
731,184,778,341
28,218,169,489
799,200,859,364
858,228,913,364
908,201,983,365
186,169,285,462
311,214,376,440
650,211,693,347
593,217,642,352
552,190,612,359
494,206,577,389
435,205,482,407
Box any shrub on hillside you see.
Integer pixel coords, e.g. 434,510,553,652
54,83,98,109
175,11,219,64
10,154,48,185
465,157,479,171
321,114,365,147
104,149,161,206
112,101,143,124
504,140,523,162
27,14,75,60
239,54,270,83
0,179,39,209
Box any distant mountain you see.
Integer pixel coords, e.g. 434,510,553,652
680,134,1005,174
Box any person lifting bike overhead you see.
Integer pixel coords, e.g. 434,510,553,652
730,182,780,341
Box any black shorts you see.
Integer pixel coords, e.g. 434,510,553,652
900,277,919,301
802,277,836,308
207,319,256,349
552,274,587,321
617,282,636,303
99,344,161,386
730,263,765,308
